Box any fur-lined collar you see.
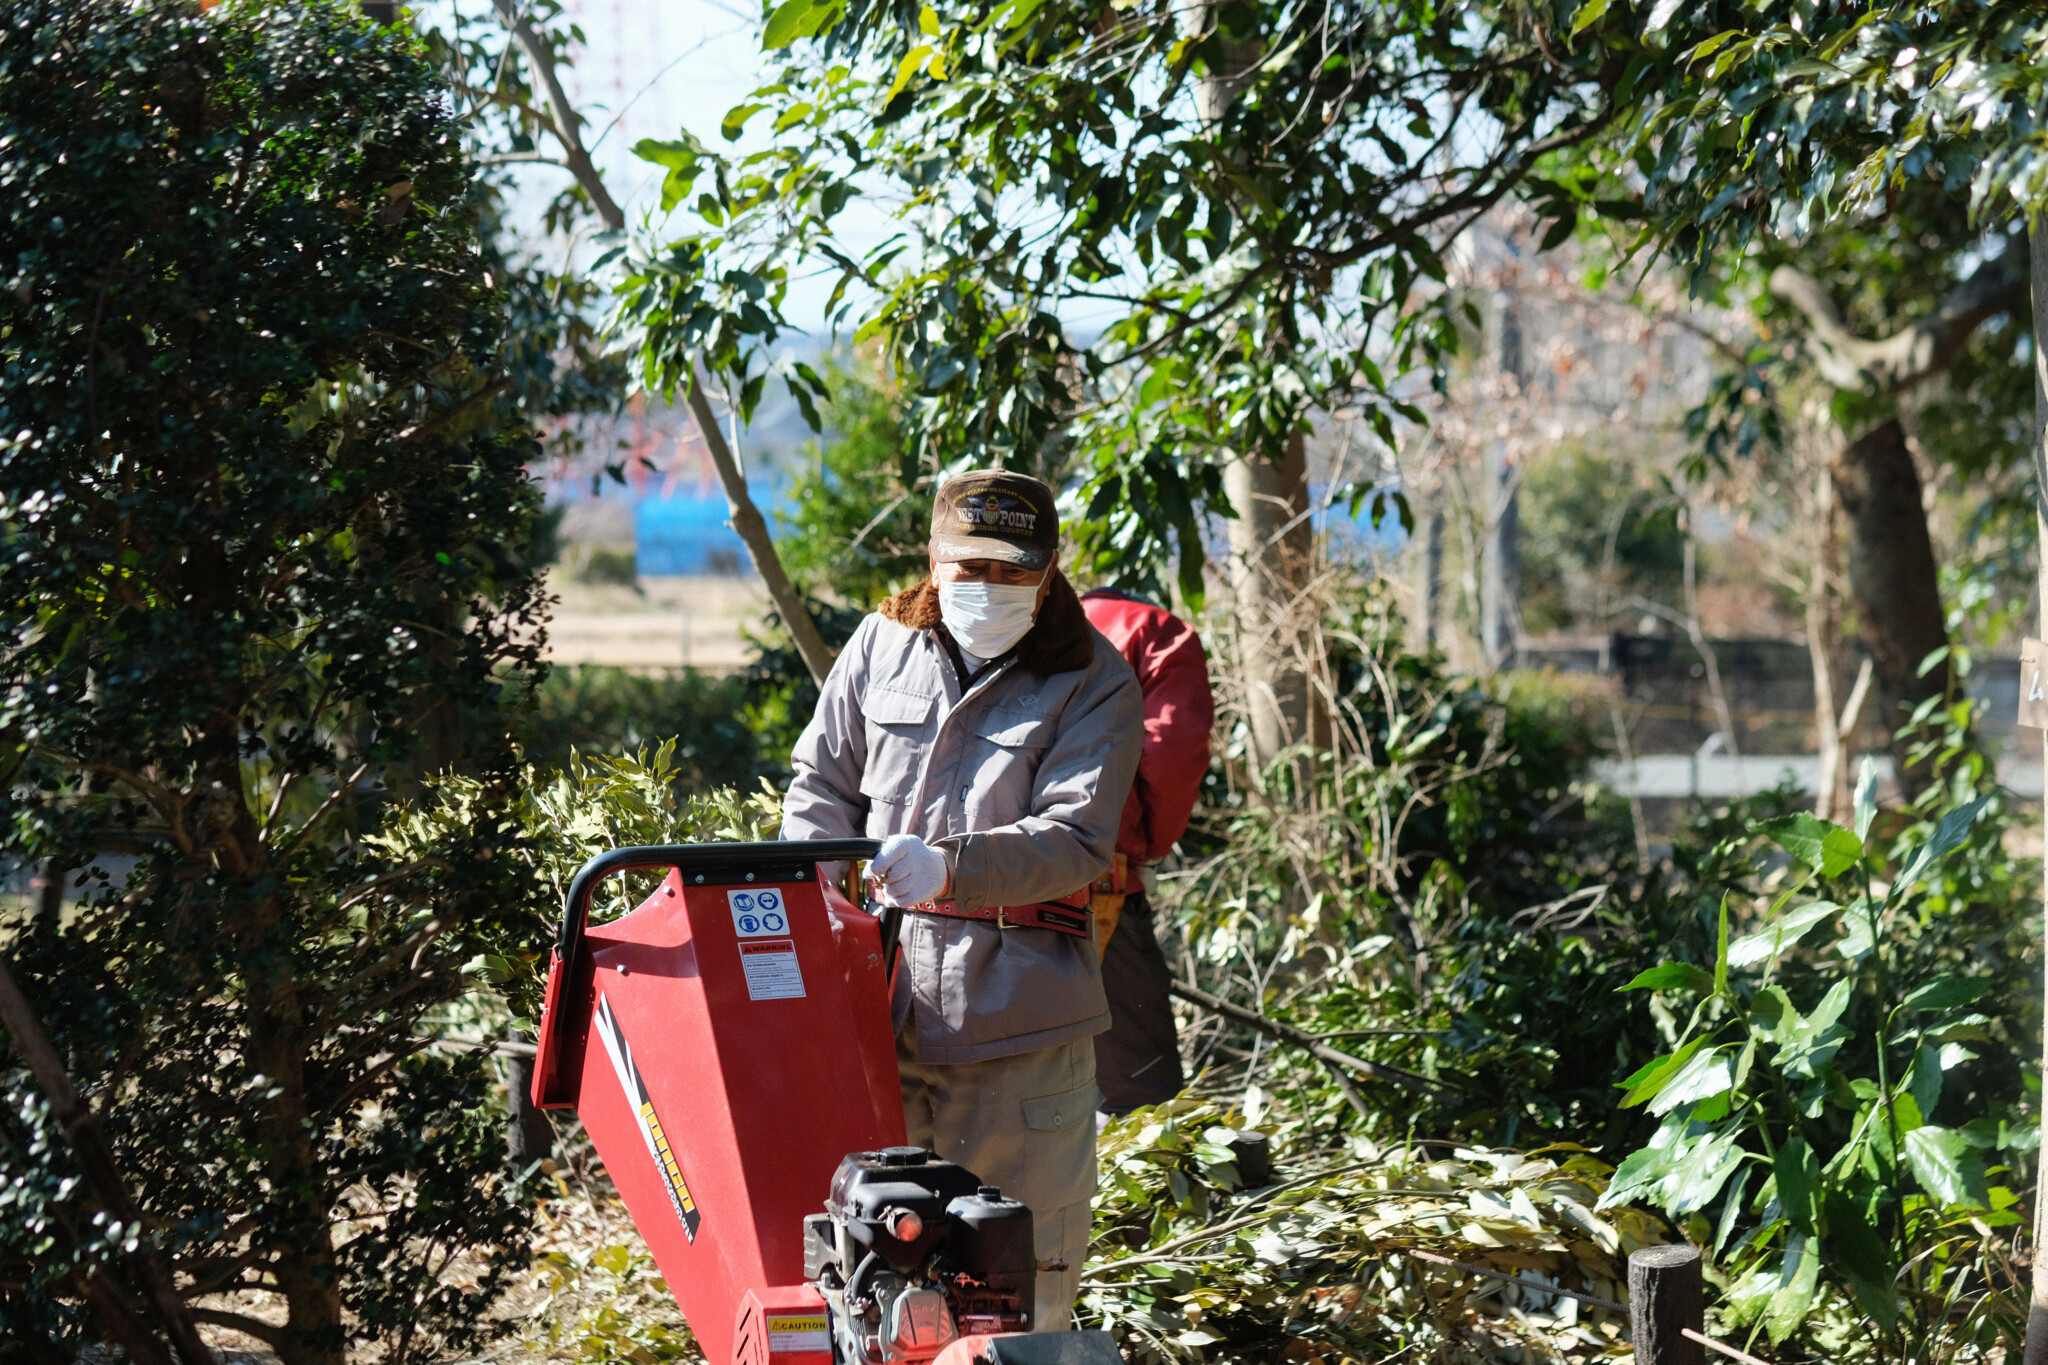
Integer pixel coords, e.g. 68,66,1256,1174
880,571,1095,675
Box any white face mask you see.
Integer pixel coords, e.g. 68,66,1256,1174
937,578,1043,659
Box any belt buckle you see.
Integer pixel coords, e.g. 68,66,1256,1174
995,907,1010,930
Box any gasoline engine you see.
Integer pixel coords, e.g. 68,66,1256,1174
805,1148,1035,1364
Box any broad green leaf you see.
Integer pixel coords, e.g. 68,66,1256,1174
1749,985,1796,1039
1822,1189,1896,1328
1897,795,1989,892
1728,901,1838,967
1648,1048,1734,1116
1683,29,1741,66
1903,1125,1988,1208
1601,1117,1740,1214
761,0,831,47
1664,1131,1744,1215
1774,1136,1818,1232
1619,961,1715,994
919,4,940,34
885,46,934,103
1713,894,1730,996
1853,758,1879,841
630,137,702,170
1771,980,1852,1078
720,102,767,142
1765,1232,1821,1343
1754,812,1862,877
1599,1138,1678,1209
1569,0,1612,37
1713,1163,1751,1253
1837,902,1876,961
1619,1037,1707,1109
1902,975,1986,1013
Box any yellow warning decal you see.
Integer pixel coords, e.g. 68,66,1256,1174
766,1314,830,1354
593,994,703,1241
642,1103,701,1219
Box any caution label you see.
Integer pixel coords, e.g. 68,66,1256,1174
739,938,805,1000
766,1314,829,1354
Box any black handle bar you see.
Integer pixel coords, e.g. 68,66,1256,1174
554,839,883,962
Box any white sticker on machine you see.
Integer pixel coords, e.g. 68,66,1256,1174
728,887,791,938
766,1314,829,1354
739,938,806,1000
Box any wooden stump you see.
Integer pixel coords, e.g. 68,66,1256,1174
1629,1244,1704,1365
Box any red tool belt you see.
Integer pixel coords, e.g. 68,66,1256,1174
907,886,1093,937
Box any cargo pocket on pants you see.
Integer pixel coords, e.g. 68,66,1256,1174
1017,1079,1101,1219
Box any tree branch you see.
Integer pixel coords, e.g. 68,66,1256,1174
1168,979,1462,1103
489,0,624,233
0,957,214,1365
1769,239,2028,394
685,369,836,685
190,1307,290,1350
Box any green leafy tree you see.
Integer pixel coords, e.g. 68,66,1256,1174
1600,767,2035,1355
0,4,556,1361
520,666,759,789
775,352,932,608
1516,443,1684,635
609,0,1687,601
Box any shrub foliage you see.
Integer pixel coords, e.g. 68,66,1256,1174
0,4,553,1362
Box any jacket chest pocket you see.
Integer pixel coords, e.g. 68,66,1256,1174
978,703,1055,751
860,686,937,813
958,704,1054,825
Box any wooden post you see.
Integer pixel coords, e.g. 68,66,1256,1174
1628,1244,1704,1365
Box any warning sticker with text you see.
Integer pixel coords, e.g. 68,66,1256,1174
739,938,806,1000
728,887,792,938
766,1314,829,1354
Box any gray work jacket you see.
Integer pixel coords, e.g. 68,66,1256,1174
783,599,1142,1063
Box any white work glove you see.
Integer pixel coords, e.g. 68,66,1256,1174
870,834,949,908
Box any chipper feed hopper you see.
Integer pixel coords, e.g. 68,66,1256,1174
531,841,1120,1365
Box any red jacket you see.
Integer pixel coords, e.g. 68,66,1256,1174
1080,589,1215,868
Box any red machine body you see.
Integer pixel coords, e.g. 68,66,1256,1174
532,840,902,1365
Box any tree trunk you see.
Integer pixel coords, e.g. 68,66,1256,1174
251,978,345,1365
1420,478,1444,650
1227,432,1318,784
685,371,835,685
2020,214,2048,1365
1479,288,1522,670
1807,464,1842,819
1830,417,1953,803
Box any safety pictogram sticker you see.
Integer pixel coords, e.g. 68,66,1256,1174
728,887,790,938
738,938,806,1000
593,993,703,1240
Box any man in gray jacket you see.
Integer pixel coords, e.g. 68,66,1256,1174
782,470,1142,1330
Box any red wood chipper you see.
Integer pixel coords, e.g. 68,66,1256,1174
531,840,1121,1365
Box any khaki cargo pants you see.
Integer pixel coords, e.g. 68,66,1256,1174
897,1030,1099,1331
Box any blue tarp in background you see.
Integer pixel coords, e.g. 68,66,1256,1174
634,488,793,575
626,480,1397,577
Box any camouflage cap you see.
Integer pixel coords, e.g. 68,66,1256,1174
929,470,1058,572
